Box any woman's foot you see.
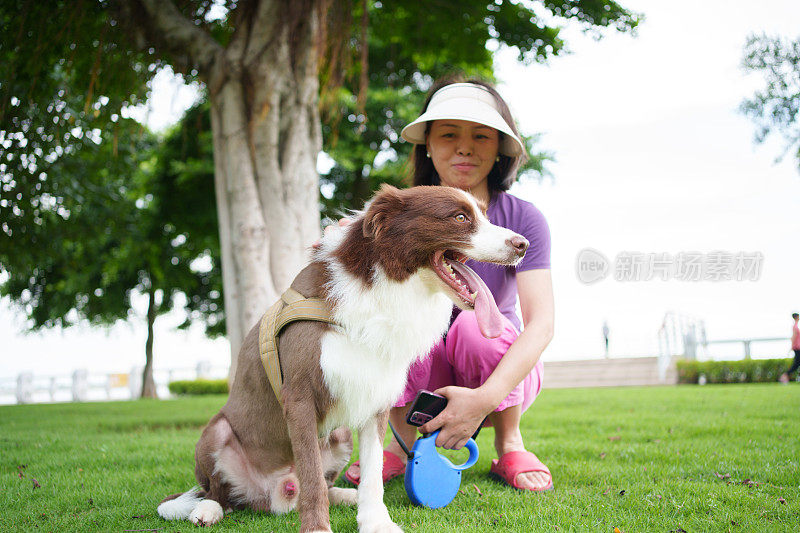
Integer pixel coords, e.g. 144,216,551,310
489,404,553,491
343,449,406,485
493,444,551,490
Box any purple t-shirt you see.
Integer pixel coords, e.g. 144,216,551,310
466,191,551,331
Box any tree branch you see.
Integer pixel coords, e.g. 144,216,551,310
226,0,258,63
126,0,224,74
243,0,281,67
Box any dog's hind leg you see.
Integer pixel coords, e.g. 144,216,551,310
157,416,226,524
156,474,224,525
356,410,402,533
284,393,334,532
322,426,357,506
157,488,206,521
183,414,235,526
328,486,357,507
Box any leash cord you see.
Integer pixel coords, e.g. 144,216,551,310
387,420,413,459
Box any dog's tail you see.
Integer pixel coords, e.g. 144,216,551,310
157,487,205,520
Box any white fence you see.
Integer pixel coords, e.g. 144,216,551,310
655,311,793,382
0,362,229,405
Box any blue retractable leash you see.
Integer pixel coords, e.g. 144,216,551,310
387,422,479,509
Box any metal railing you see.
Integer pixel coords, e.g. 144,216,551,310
0,362,229,405
703,337,791,360
655,311,793,381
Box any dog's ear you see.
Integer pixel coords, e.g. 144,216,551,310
363,185,404,239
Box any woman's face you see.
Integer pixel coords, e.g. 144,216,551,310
426,119,500,196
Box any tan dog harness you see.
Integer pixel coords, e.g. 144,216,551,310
258,288,336,407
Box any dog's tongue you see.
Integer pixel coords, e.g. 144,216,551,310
449,261,504,339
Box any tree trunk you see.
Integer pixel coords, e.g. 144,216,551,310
208,1,323,381
141,287,158,399
132,0,324,383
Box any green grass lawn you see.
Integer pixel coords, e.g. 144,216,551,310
2,384,798,532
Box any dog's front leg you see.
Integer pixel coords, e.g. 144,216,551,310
285,396,332,533
357,410,403,533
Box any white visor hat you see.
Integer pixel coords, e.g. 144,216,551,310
400,83,525,157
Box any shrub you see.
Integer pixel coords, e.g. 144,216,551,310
676,358,791,384
168,379,229,395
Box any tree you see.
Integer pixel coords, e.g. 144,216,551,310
0,105,222,398
1,0,640,378
740,33,800,171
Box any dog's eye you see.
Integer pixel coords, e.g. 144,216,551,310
454,214,468,223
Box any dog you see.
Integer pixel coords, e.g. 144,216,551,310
157,184,528,532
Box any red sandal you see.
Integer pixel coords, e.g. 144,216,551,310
489,451,554,492
343,450,406,486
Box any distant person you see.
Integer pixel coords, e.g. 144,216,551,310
602,320,610,358
779,313,800,383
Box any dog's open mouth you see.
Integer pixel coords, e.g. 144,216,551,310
432,250,504,338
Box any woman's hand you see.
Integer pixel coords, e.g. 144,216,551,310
419,385,494,450
312,217,352,249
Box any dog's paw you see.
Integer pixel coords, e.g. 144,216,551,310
328,487,358,506
358,511,403,533
189,499,224,527
358,520,403,533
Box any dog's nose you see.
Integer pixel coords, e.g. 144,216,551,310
508,235,529,256
284,481,297,498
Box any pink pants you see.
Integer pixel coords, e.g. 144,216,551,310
395,310,544,414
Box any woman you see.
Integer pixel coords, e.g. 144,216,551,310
345,78,554,492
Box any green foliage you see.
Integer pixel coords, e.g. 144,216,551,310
0,1,154,227
0,0,225,339
676,358,791,384
144,101,224,336
2,386,799,531
0,2,222,333
168,378,229,395
0,116,155,328
319,0,640,217
740,33,800,170
0,101,222,337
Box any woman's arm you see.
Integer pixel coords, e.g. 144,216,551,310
479,268,554,406
420,268,554,448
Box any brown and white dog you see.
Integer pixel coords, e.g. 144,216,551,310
157,185,528,532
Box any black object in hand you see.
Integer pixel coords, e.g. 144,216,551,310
405,390,447,427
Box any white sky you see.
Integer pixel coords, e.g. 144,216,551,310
2,0,799,388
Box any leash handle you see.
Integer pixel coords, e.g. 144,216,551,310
388,415,487,459
420,430,480,471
